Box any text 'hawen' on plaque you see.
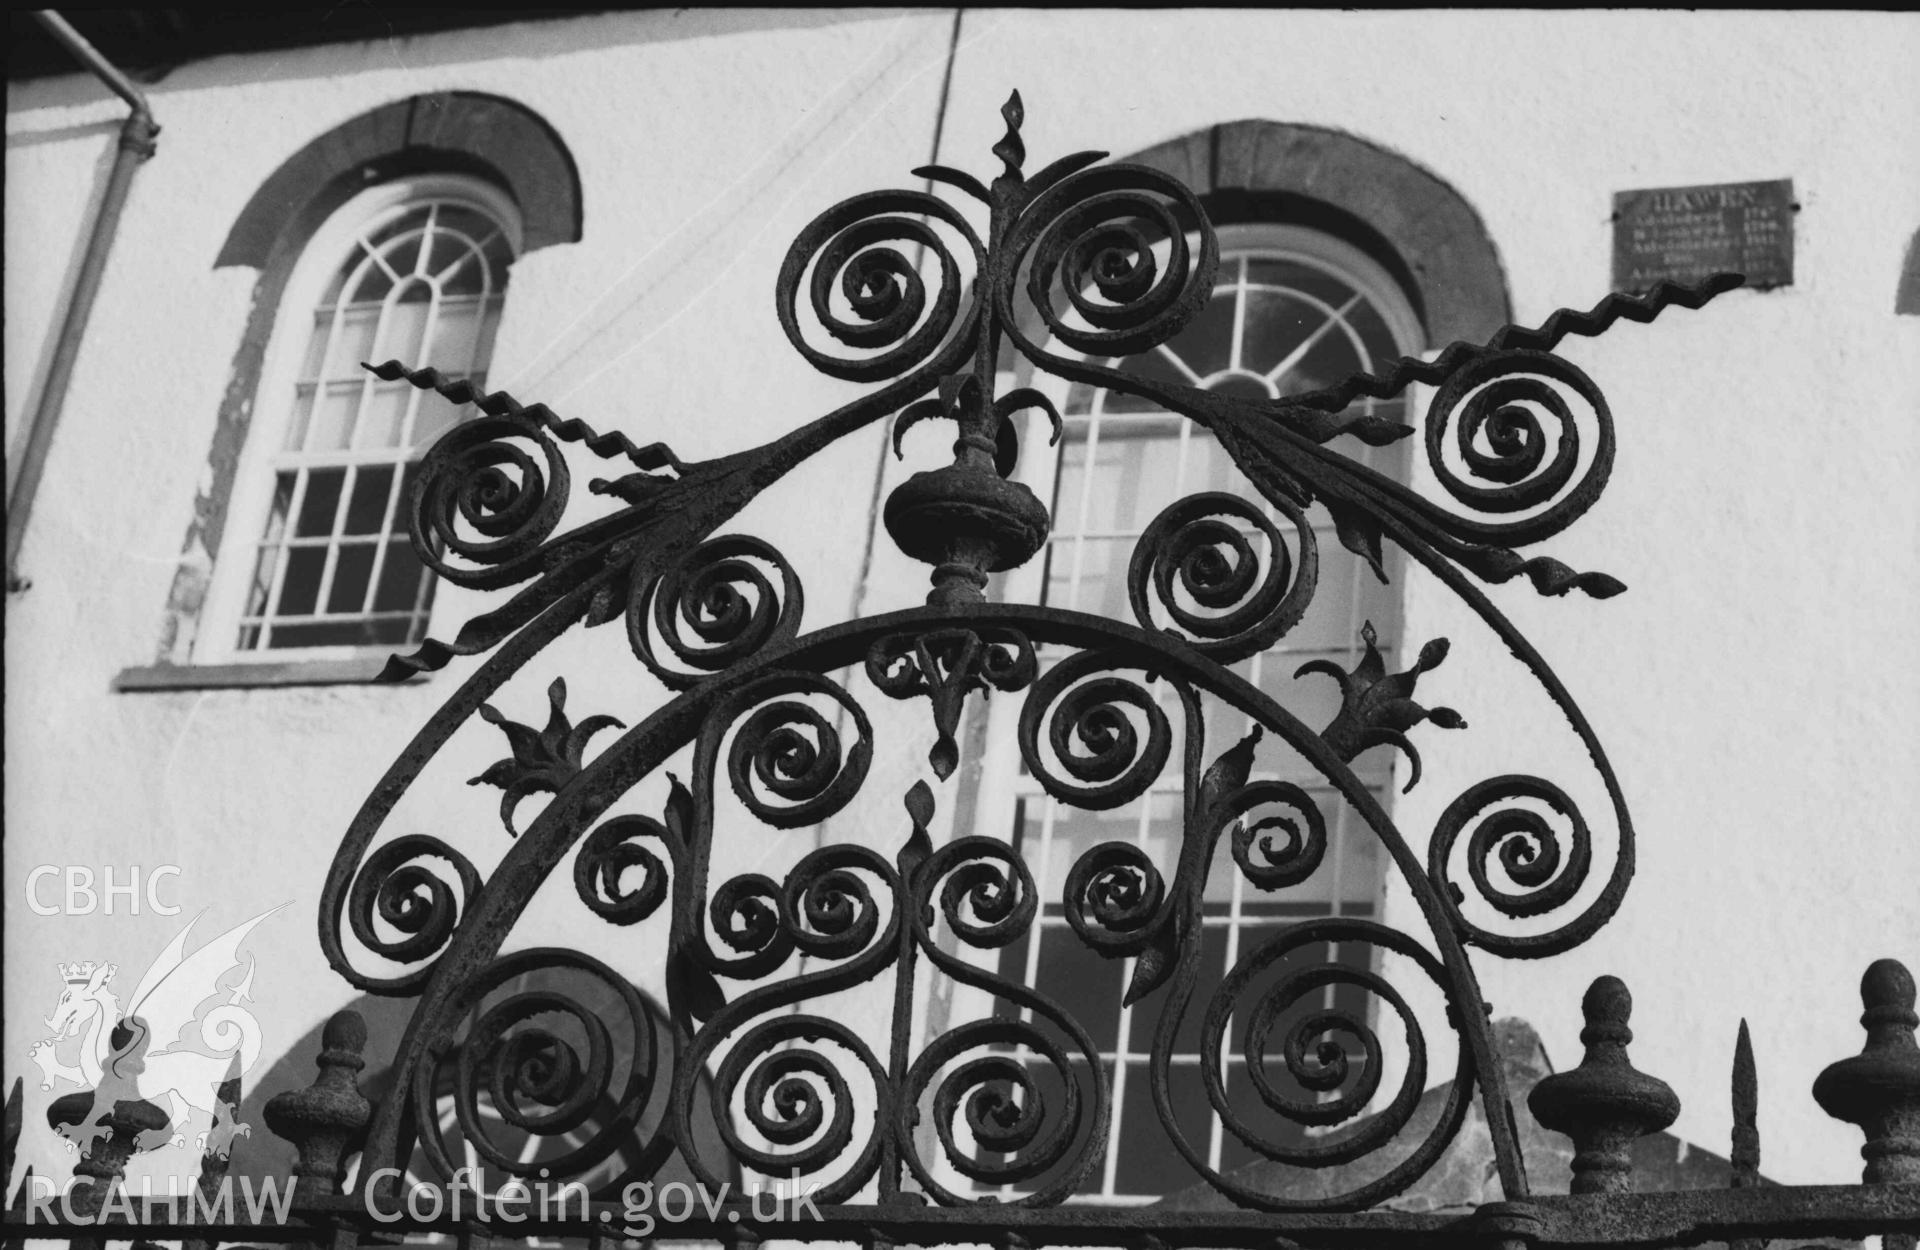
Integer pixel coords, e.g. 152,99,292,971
1614,178,1794,292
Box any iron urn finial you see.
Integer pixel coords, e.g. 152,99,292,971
1529,975,1680,1194
1813,958,1920,1187
264,1009,373,1199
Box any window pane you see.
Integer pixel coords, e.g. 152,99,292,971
1061,419,1184,535
327,542,377,613
1335,808,1385,906
306,382,360,452
295,468,345,537
1047,536,1131,618
427,299,485,372
276,546,326,616
1218,1061,1311,1172
1103,348,1194,413
1242,290,1322,368
382,231,426,282
345,247,395,303
437,248,486,295
378,294,431,363
267,618,411,650
355,384,412,450
1113,1060,1208,1194
1285,329,1367,395
1031,924,1124,1053
411,390,466,448
328,307,380,379
343,465,395,535
1130,923,1225,1058
1169,288,1236,378
1343,298,1398,366
373,538,427,613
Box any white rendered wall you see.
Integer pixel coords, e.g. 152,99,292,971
6,7,1917,1200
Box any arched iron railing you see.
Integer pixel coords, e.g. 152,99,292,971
8,92,1915,1250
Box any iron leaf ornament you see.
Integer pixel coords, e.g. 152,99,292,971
470,678,623,837
319,91,1744,1216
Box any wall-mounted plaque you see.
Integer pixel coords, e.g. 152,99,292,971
1613,178,1794,292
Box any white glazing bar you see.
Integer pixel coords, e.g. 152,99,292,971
309,464,358,620
1226,257,1247,371
1265,292,1363,387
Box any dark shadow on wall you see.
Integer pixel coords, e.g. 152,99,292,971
1897,228,1920,315
230,976,735,1195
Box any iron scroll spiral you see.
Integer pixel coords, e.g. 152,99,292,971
573,815,672,926
1006,163,1220,359
410,949,660,1194
630,535,806,690
712,1013,887,1186
407,411,572,591
776,189,984,383
320,98,1755,1217
1018,651,1174,811
343,835,483,990
1429,774,1605,957
1419,348,1615,546
1128,491,1320,664
1163,919,1479,1210
723,676,874,830
681,845,903,1199
900,837,1109,1204
1225,780,1330,891
1064,841,1166,956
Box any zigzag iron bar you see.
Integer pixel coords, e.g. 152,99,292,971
1285,272,1747,413
320,327,983,994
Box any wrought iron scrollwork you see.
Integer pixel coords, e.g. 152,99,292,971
321,90,1748,1221
1129,491,1319,663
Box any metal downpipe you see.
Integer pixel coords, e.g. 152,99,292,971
6,11,161,590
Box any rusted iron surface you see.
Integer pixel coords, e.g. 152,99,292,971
11,93,1913,1248
291,96,1754,1222
1529,978,1679,1196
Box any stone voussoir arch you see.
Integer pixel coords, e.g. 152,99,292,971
218,90,581,269
1128,118,1510,347
151,92,582,671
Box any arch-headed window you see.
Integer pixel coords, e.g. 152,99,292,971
976,223,1425,1202
198,176,519,659
115,92,578,690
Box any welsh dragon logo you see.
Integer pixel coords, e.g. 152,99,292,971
27,907,282,1160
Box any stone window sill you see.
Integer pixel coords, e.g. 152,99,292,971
112,657,424,692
